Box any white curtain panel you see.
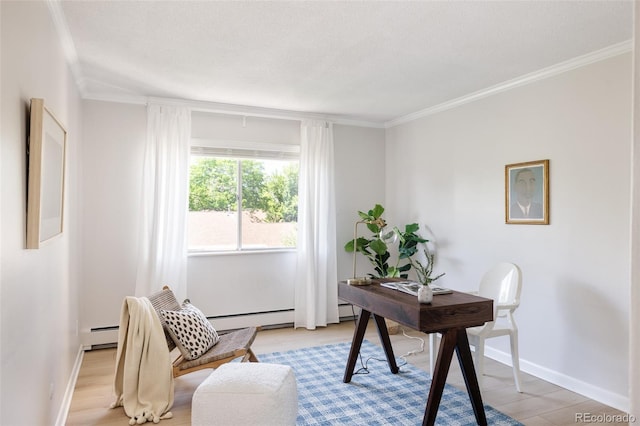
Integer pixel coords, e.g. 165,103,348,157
135,104,191,301
294,120,339,329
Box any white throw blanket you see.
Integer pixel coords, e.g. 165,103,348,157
111,296,174,424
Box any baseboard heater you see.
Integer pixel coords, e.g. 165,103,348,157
85,303,355,349
208,302,354,320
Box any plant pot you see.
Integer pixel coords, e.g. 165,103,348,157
418,285,433,304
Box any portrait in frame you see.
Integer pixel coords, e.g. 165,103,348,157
26,98,67,248
505,159,549,225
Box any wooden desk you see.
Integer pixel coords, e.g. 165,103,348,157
338,280,493,426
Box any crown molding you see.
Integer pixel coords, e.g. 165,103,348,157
47,0,86,97
83,93,149,106
385,40,633,129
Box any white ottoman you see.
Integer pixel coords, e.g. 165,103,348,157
191,363,298,426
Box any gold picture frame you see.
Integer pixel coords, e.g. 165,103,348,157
505,159,549,225
26,98,67,248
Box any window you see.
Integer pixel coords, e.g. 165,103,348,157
188,143,299,252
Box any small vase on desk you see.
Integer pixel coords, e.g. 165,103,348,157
418,285,433,304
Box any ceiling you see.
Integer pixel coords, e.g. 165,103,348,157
55,1,633,125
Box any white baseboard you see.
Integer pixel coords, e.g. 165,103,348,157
82,304,357,347
213,310,295,331
214,304,356,330
483,346,629,413
55,345,85,426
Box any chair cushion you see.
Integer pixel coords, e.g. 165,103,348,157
160,302,220,360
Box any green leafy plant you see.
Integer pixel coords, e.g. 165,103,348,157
344,204,428,279
386,223,428,278
411,245,445,285
344,204,392,277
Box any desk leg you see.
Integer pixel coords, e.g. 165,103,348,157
372,314,399,375
422,328,488,426
343,309,370,383
455,329,487,426
423,328,457,426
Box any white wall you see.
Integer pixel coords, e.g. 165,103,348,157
80,101,146,334
192,111,300,145
385,53,632,409
80,106,386,334
334,124,386,280
1,1,82,424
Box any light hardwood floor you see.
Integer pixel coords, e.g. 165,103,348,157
66,320,627,425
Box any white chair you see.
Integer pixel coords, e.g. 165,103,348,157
468,262,523,392
429,262,523,392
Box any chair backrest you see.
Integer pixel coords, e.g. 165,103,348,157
147,286,181,351
478,262,522,318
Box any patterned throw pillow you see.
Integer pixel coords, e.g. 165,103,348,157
160,302,219,360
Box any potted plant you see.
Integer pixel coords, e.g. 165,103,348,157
343,204,393,278
407,244,445,304
411,244,446,286
344,204,435,316
344,204,427,279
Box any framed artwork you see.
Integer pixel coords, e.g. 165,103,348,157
505,159,549,225
26,98,67,248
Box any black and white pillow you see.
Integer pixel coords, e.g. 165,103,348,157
160,302,219,360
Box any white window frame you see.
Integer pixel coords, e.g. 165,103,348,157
189,138,300,253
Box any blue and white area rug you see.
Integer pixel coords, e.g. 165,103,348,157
259,340,522,426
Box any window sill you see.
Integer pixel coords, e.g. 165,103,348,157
188,248,297,258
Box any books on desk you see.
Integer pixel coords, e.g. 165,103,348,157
380,281,453,296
